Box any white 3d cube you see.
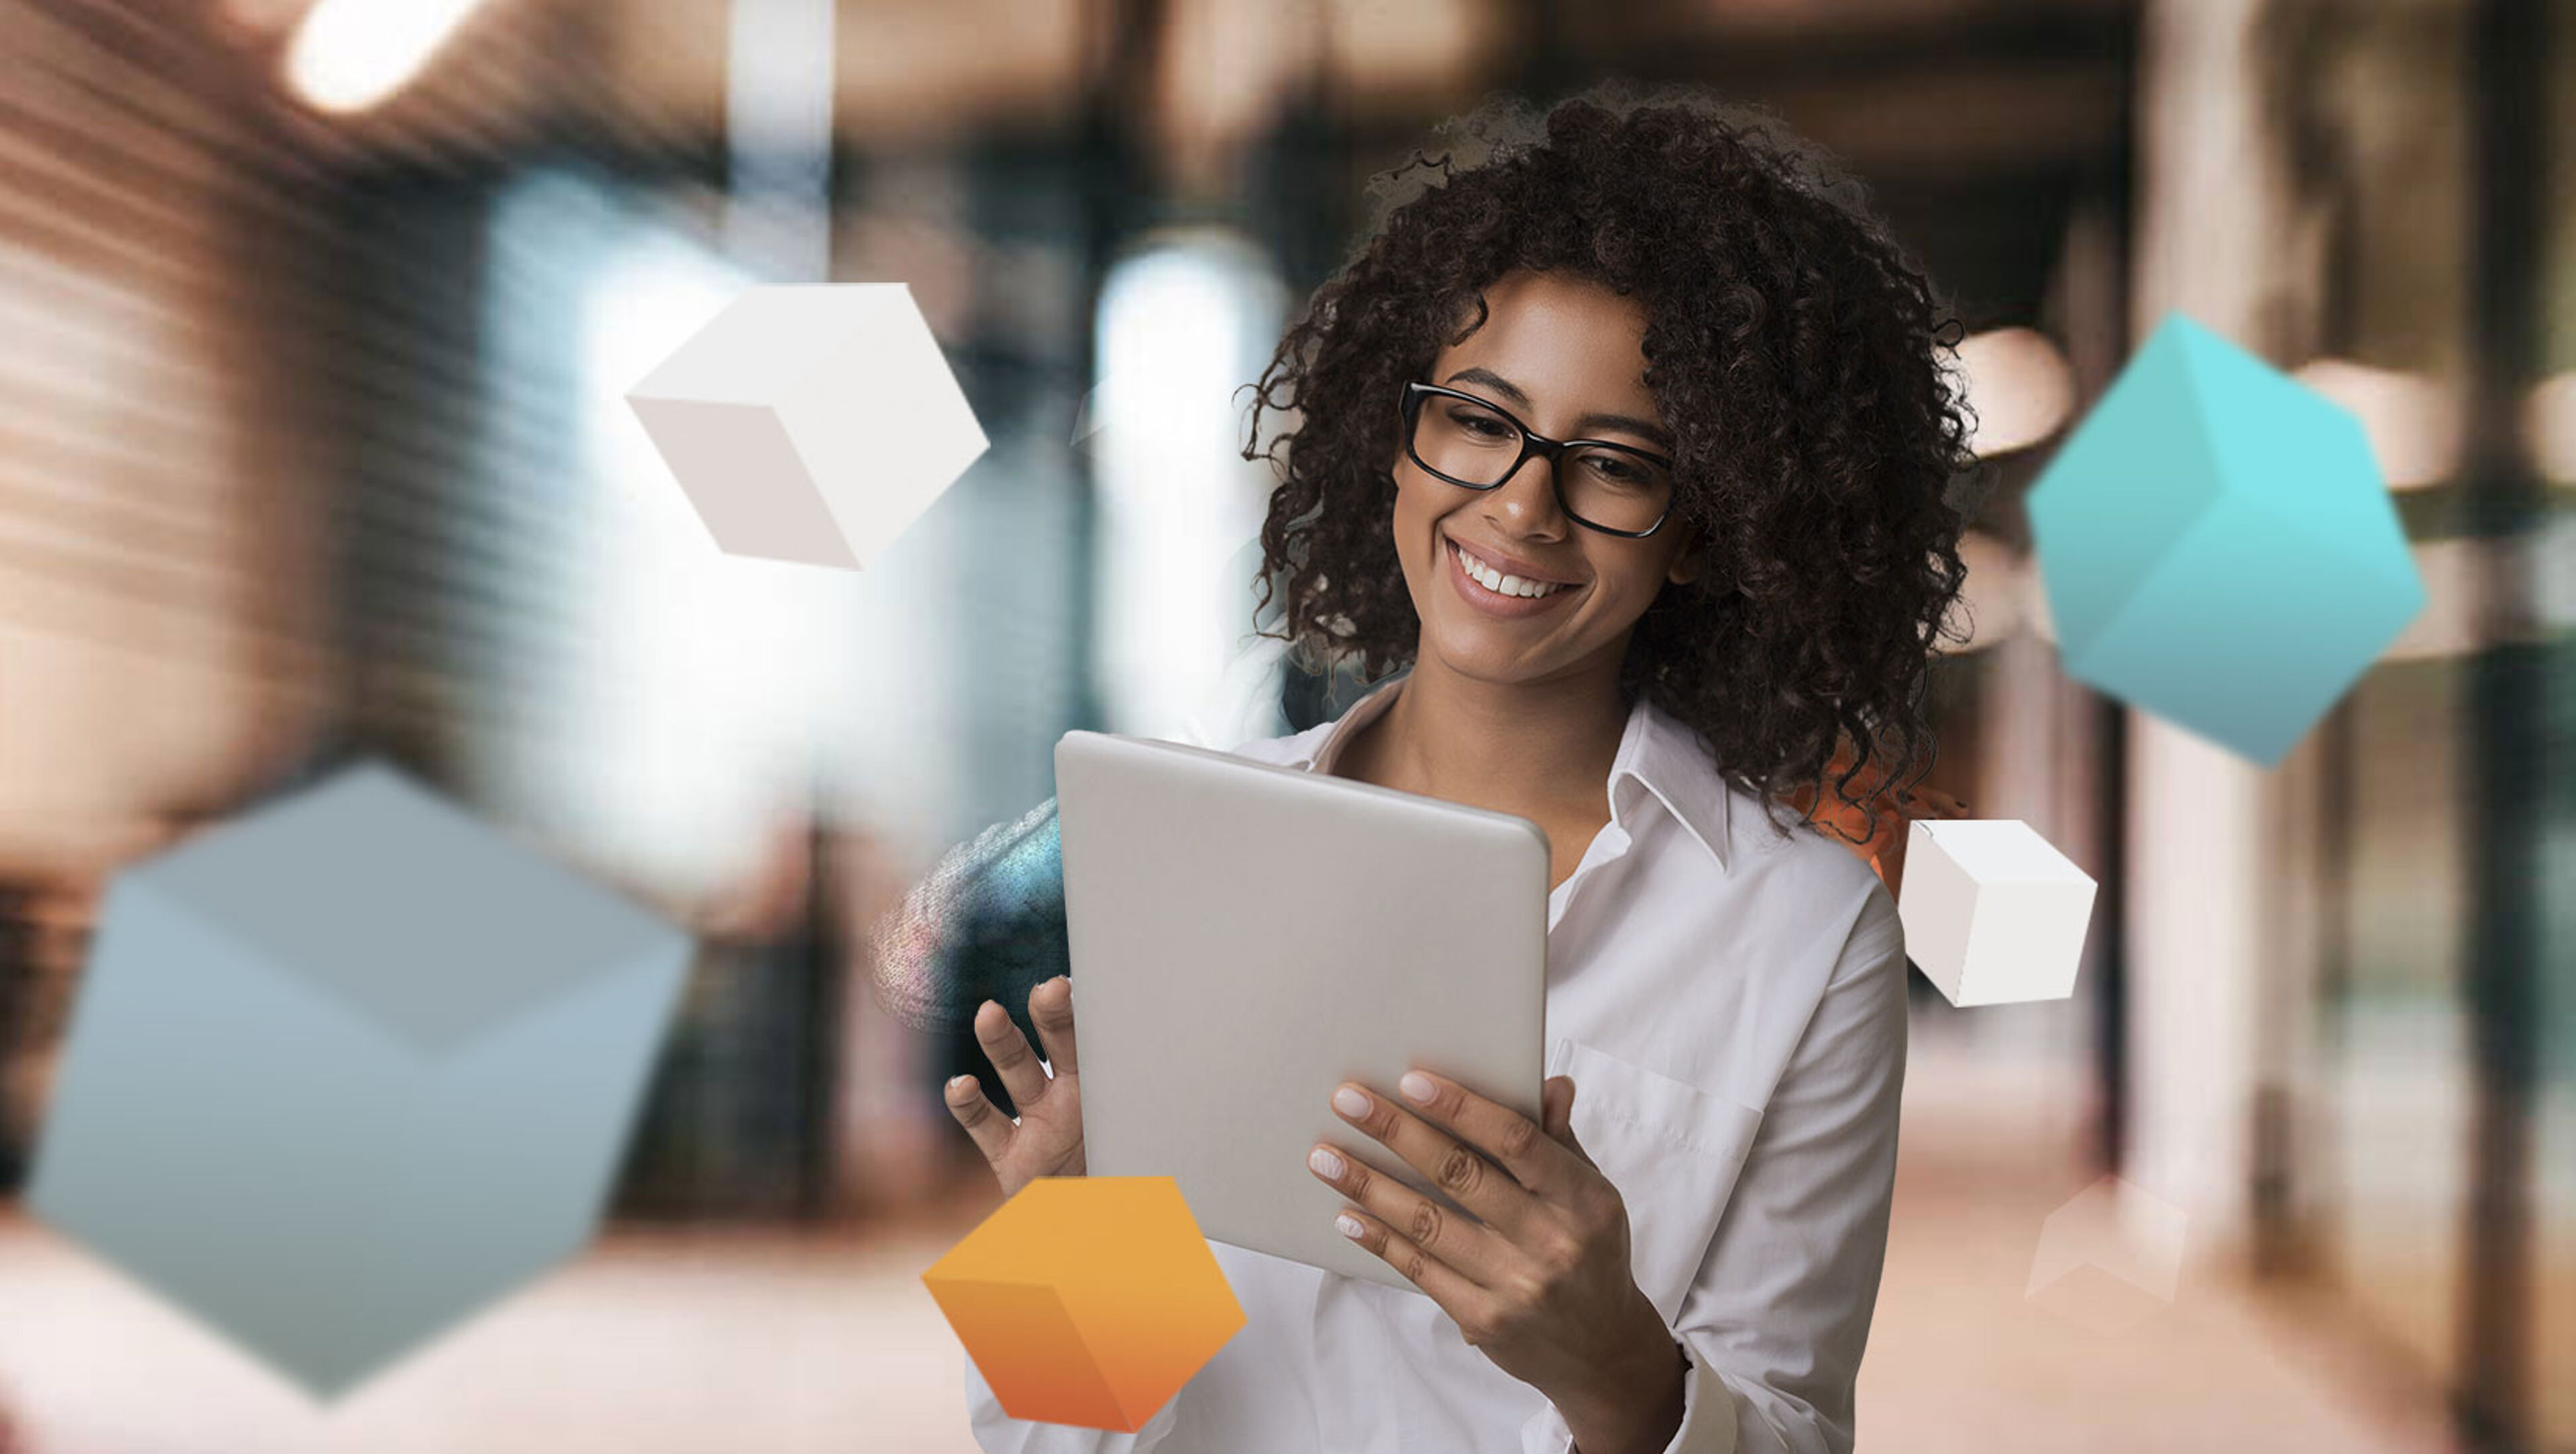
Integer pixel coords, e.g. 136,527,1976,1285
625,283,989,570
1896,818,2096,1007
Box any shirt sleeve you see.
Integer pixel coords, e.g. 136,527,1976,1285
1520,889,1910,1454
965,1351,1185,1453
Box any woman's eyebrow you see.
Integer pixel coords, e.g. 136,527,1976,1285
1441,366,1675,452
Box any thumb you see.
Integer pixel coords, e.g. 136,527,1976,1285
1542,1076,1591,1161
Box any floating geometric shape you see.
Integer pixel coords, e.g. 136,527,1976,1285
871,797,1069,1039
27,763,692,1398
626,282,988,570
1069,374,1116,447
2027,311,2426,766
1069,368,1256,455
924,1176,1244,1431
1896,819,2096,1007
2025,1175,2190,1335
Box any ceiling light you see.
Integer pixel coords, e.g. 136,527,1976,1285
283,0,490,113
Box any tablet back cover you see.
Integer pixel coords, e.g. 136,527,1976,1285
1055,730,1548,1293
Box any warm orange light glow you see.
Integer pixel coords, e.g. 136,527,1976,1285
1937,528,2028,653
2529,372,2576,484
2291,359,2459,492
282,0,492,113
1957,327,2076,457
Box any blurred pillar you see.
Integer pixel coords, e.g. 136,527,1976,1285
2123,0,2297,1261
0,882,30,1192
2455,0,2551,1445
724,0,837,280
1976,626,2108,1087
830,826,945,1215
2053,188,2135,1172
1505,0,1577,103
923,0,1165,1113
1067,0,1169,736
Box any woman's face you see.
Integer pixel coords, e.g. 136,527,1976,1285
1389,269,1701,690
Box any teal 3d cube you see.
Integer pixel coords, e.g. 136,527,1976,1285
2027,312,2427,766
27,763,692,1397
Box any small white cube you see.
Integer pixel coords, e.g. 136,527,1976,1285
626,283,989,570
1896,818,2096,1007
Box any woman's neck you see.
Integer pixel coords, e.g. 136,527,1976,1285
1344,653,1630,821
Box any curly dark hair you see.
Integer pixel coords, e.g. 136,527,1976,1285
1242,82,1978,846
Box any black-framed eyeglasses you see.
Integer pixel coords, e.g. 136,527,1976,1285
1398,381,1676,538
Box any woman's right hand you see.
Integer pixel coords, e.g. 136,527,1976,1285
944,974,1085,1198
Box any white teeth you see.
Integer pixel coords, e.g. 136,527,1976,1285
1452,541,1564,598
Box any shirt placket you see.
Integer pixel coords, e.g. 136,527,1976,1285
1307,1270,1407,1453
1546,814,1635,937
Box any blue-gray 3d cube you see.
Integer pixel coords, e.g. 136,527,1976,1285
2026,311,2427,767
27,763,692,1398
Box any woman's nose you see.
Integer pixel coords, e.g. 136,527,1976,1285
1485,455,1566,533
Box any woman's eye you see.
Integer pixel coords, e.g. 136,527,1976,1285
1580,453,1650,486
1454,414,1513,439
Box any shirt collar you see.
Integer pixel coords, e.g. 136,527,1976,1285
1617,700,1733,872
1281,671,1732,873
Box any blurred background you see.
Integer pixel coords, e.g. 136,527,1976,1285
0,0,2569,1449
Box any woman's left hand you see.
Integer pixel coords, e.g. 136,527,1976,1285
1307,1071,1688,1451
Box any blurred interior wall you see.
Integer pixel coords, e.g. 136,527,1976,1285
0,0,355,1176
0,1,339,878
2127,5,2574,1451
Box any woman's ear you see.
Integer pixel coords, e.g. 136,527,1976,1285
1666,522,1707,586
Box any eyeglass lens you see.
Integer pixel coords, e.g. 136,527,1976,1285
1409,392,1672,534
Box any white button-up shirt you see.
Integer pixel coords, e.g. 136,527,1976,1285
967,673,1909,1453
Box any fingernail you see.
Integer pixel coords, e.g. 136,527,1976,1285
1332,1085,1371,1118
1399,1071,1436,1104
1335,1213,1366,1240
1307,1146,1345,1178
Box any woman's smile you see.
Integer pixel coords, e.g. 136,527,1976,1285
1444,533,1585,617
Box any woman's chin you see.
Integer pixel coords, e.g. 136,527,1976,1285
1417,630,1564,688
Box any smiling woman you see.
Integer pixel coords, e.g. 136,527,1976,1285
950,82,1972,1454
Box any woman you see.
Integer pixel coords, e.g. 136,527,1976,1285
945,86,1972,1454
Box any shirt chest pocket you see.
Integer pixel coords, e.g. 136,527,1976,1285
1546,1036,1766,1326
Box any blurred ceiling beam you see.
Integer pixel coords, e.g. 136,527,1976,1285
1162,0,1499,192
1598,0,2136,48
1555,0,2137,180
1753,59,2127,178
600,0,1090,151
223,0,2131,184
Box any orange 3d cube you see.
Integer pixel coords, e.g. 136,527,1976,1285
923,1176,1245,1431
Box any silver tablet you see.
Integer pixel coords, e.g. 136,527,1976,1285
1053,729,1548,1293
